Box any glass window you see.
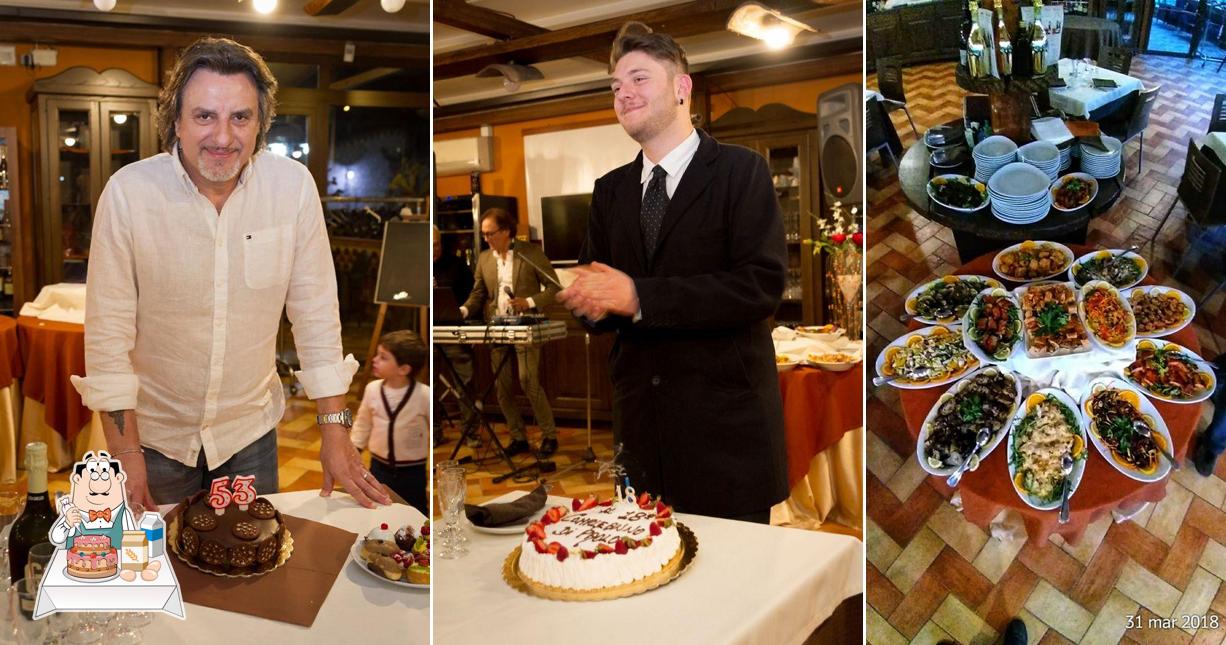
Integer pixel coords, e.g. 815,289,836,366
266,114,310,165
326,106,428,198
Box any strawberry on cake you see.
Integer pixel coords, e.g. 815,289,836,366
66,534,119,579
517,491,683,594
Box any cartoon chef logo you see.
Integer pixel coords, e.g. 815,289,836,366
50,451,138,549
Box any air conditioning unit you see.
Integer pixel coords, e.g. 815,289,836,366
434,134,494,176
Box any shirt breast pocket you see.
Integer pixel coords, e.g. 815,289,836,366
242,225,294,290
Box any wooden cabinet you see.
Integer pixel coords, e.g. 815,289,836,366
710,104,826,325
29,68,159,288
0,127,25,314
868,0,966,71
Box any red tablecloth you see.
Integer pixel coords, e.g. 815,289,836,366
780,363,864,487
0,316,24,390
16,316,90,442
897,246,1204,543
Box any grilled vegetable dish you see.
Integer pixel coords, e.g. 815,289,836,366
966,293,1021,360
924,370,1017,470
930,176,988,209
1072,254,1144,288
1086,388,1162,475
997,243,1071,281
1129,289,1190,335
881,327,978,384
1125,342,1213,400
1081,285,1134,348
910,276,996,321
1011,394,1084,503
1020,283,1090,358
1053,177,1094,209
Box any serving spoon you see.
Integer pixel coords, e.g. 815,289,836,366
1133,420,1179,470
1058,451,1075,524
946,428,991,488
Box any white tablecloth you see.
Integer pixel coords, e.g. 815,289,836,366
1049,58,1144,118
435,494,863,645
1206,132,1226,164
136,491,428,643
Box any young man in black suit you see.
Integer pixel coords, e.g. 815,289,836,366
557,22,788,523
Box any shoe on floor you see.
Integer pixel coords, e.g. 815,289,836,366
536,438,558,458
1193,438,1219,477
504,438,530,456
1003,618,1027,645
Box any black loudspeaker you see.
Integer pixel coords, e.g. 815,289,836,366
375,221,430,306
817,83,863,204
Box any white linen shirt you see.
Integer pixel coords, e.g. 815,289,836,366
70,149,358,470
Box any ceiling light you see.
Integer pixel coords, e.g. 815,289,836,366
112,114,128,125
64,137,76,148
726,2,817,49
476,63,545,93
380,0,406,12
94,0,117,11
253,0,276,15
343,105,351,112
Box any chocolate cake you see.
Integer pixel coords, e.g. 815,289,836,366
173,491,286,575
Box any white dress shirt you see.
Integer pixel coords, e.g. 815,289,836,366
350,379,431,464
495,249,515,316
71,148,358,470
640,128,701,199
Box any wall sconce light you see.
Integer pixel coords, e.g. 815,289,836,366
94,0,117,11
253,0,277,15
380,0,407,12
726,2,817,50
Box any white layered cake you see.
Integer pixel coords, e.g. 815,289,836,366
517,492,682,592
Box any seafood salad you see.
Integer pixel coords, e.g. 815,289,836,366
1129,289,1190,335
924,370,1017,470
882,327,978,384
1011,395,1083,503
1125,342,1213,400
1086,388,1162,475
1073,253,1144,288
910,276,996,321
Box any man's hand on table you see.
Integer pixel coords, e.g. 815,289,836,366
557,262,639,321
319,425,392,508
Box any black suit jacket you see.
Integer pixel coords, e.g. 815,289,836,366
579,129,788,518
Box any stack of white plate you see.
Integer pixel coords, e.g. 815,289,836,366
987,162,1053,224
1018,141,1061,181
1079,136,1123,179
973,136,1019,183
1058,145,1073,172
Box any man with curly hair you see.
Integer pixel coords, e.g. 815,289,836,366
71,37,391,511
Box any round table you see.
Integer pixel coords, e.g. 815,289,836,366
779,365,863,486
894,246,1204,544
0,316,24,480
899,121,1125,263
1061,15,1123,61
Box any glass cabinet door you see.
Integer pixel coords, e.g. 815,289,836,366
761,138,809,324
45,99,100,283
101,100,154,180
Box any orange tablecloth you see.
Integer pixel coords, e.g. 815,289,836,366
0,317,23,390
897,246,1204,543
780,363,864,487
16,316,91,442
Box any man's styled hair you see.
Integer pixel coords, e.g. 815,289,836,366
480,207,518,237
380,330,427,374
156,37,279,153
609,21,689,75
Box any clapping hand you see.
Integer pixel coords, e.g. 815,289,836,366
557,262,639,321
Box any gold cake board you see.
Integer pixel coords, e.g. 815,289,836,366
502,523,697,601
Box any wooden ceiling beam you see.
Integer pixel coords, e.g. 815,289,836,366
433,0,549,40
329,67,402,90
303,0,362,16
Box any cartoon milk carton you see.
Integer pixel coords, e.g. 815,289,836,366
140,512,165,558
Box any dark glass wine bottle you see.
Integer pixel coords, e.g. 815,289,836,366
8,443,56,587
960,0,973,68
1013,15,1033,77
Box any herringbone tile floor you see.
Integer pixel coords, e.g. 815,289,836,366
867,56,1226,645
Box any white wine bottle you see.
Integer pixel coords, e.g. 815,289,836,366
8,443,56,587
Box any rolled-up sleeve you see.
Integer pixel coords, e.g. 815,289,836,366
284,167,358,399
71,180,141,412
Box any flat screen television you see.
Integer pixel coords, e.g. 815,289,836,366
539,193,591,265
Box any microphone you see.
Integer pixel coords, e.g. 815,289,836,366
503,286,515,300
510,240,564,289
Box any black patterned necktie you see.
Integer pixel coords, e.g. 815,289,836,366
641,165,669,253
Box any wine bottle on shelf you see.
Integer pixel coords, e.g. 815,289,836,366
959,0,973,68
8,443,56,592
0,144,9,191
995,0,1013,80
1031,0,1049,75
968,0,990,78
1014,13,1033,78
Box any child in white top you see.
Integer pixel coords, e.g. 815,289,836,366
351,330,430,513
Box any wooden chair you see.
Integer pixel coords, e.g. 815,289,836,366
875,56,919,139
1099,46,1134,75
1100,85,1160,183
1151,141,1224,259
1211,93,1226,133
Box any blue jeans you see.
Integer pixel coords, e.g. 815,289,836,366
142,429,280,505
1202,354,1226,456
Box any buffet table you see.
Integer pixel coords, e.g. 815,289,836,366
895,246,1204,544
436,493,863,645
0,316,24,480
775,366,864,530
899,120,1125,262
138,491,428,643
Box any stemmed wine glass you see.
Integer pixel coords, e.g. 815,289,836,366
435,466,468,559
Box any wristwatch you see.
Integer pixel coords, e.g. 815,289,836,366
316,409,353,429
